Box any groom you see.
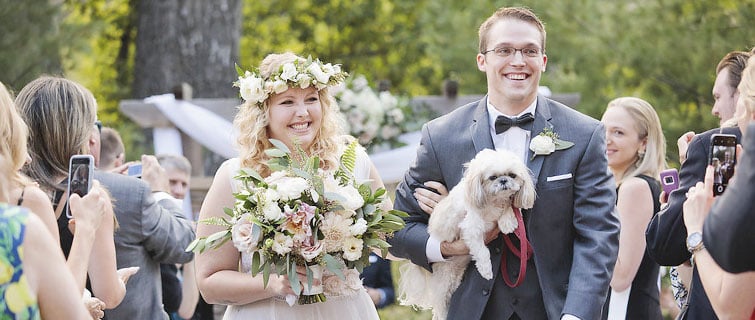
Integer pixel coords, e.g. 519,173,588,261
389,7,619,320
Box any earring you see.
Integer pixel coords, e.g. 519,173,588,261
638,150,645,161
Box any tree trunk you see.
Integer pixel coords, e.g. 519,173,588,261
133,0,241,98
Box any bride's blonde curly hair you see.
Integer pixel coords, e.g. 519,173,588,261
234,52,346,176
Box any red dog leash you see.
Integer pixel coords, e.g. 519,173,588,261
499,206,533,287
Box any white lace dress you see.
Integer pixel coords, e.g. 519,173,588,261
222,148,380,320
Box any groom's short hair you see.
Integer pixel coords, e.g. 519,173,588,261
478,7,547,54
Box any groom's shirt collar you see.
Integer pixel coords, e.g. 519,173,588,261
487,97,538,162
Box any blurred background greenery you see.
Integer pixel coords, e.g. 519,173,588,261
2,0,753,167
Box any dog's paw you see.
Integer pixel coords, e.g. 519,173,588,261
476,262,493,280
498,215,519,234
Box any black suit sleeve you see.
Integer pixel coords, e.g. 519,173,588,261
646,132,711,265
704,123,755,273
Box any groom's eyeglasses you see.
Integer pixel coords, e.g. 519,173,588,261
482,46,542,58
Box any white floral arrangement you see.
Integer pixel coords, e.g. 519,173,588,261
233,57,348,107
333,75,428,153
187,139,407,305
529,127,574,159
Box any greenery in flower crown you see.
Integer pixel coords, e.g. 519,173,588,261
233,57,348,107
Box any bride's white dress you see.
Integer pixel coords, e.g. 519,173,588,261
222,147,380,320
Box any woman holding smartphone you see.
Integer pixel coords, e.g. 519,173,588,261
15,76,132,318
600,97,667,319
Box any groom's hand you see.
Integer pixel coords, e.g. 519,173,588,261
440,227,500,258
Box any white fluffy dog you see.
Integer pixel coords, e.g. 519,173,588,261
398,149,536,320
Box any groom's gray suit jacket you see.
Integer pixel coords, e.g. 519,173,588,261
390,96,619,320
95,171,195,320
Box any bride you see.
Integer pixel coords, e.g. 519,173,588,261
195,52,383,319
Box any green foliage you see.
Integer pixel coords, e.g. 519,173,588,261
13,0,751,168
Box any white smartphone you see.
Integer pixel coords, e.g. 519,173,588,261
67,155,94,218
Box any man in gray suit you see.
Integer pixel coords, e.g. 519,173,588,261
389,7,619,320
87,117,195,319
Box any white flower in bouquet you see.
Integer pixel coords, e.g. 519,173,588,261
231,214,262,253
351,75,369,91
378,91,398,110
342,237,364,261
272,232,294,255
337,185,365,212
273,176,309,201
262,201,283,221
349,218,368,236
300,242,324,262
320,212,352,252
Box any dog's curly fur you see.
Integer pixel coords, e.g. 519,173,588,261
398,149,536,320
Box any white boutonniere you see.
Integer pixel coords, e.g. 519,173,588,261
529,127,574,160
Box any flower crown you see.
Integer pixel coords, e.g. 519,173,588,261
233,57,348,107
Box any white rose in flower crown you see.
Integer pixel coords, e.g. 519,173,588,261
307,63,330,84
271,79,288,94
349,218,368,236
238,75,267,103
231,214,262,253
296,73,312,88
530,135,555,155
342,237,364,261
280,62,298,81
274,176,309,201
272,232,294,255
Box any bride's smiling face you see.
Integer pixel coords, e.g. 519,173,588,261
267,86,323,151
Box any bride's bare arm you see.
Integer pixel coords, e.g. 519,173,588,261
195,161,296,305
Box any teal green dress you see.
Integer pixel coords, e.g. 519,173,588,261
0,203,41,320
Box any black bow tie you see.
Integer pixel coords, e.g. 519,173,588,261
495,113,534,134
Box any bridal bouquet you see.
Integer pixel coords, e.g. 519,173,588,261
187,139,407,304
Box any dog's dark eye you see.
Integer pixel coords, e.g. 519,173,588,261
507,173,517,179
488,175,498,181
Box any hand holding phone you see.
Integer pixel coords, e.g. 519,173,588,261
127,163,143,178
659,168,680,196
709,134,738,196
67,155,94,218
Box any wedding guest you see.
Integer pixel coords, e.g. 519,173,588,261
361,252,395,309
682,63,755,317
646,49,752,320
389,7,619,320
156,154,207,320
0,156,90,319
600,97,665,319
701,55,755,273
0,81,59,241
99,127,131,174
16,76,193,320
15,77,129,316
195,52,384,319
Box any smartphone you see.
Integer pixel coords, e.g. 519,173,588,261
127,163,143,178
659,168,679,195
67,155,94,218
709,134,737,196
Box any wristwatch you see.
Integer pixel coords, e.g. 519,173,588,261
686,232,705,254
